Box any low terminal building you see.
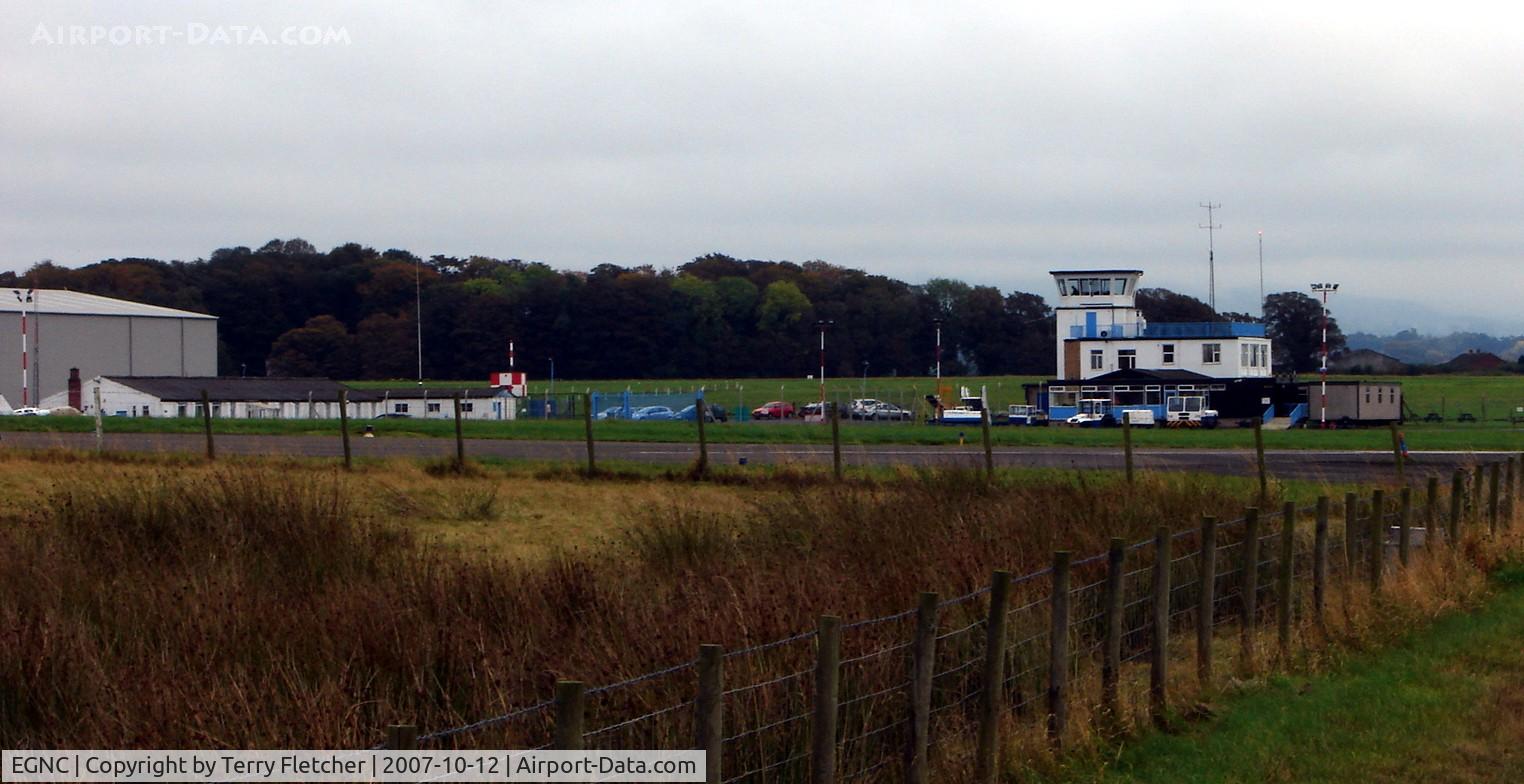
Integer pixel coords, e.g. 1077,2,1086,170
1030,269,1400,426
43,375,520,420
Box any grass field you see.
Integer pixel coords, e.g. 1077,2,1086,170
2,406,1521,451
0,452,1364,749
1060,563,1524,783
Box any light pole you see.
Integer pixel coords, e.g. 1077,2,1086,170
415,256,424,386
815,319,833,405
1310,283,1339,429
933,318,944,394
1258,230,1265,319
12,289,31,407
543,356,555,420
861,360,870,398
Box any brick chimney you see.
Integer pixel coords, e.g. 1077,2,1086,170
68,368,82,410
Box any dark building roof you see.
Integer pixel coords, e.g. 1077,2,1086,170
1440,350,1505,372
1086,368,1215,383
107,376,347,402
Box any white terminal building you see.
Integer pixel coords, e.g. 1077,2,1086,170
1050,269,1272,380
1030,268,1402,426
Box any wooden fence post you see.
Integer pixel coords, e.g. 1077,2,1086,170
200,389,215,461
1122,415,1135,485
1344,492,1358,571
1488,462,1501,533
582,393,597,475
1277,501,1296,660
1197,516,1217,687
1425,476,1439,549
338,390,352,471
1397,487,1413,566
453,392,465,470
695,398,708,478
906,592,939,784
981,408,994,484
1389,423,1405,483
1369,489,1385,593
1240,507,1260,675
1313,497,1329,630
831,403,843,482
1450,469,1464,544
1101,538,1126,720
93,383,104,453
553,680,585,750
696,645,723,784
1150,527,1170,728
975,571,1012,779
385,724,417,750
1046,556,1071,749
1473,466,1485,522
1507,457,1517,527
1254,418,1268,502
811,615,843,784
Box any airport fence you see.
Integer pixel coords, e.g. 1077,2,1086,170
375,459,1521,783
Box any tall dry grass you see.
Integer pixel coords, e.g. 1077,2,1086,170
0,462,1261,749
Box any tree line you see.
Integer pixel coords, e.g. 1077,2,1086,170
2,239,1343,380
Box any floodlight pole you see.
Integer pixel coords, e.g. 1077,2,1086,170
1257,230,1264,319
415,256,424,385
1310,283,1339,429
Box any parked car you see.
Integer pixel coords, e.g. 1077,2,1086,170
848,398,883,419
751,401,795,419
631,405,678,421
677,404,725,423
869,402,912,421
799,402,826,418
373,412,411,419
8,407,50,416
595,406,628,421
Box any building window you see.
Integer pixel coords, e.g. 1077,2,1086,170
461,402,474,412
1241,344,1251,367
1162,344,1175,364
427,402,442,413
1203,343,1221,364
1118,349,1136,370
1090,349,1104,370
395,403,409,413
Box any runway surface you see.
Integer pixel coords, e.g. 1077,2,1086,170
2,430,1512,482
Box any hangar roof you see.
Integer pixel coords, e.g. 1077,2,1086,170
106,376,345,402
0,289,215,320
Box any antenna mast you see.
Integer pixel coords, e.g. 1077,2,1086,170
1199,202,1221,312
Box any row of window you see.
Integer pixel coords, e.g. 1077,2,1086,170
395,402,475,413
1240,343,1269,368
1090,343,1225,368
1057,277,1131,297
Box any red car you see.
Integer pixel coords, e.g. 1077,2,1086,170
751,401,796,419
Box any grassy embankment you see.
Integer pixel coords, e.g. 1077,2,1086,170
0,449,1388,750
1056,563,1524,783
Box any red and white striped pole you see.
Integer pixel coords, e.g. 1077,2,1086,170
1310,283,1338,429
508,339,515,370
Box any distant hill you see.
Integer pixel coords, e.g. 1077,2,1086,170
1346,329,1524,366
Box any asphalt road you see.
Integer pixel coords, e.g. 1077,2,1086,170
1,430,1512,483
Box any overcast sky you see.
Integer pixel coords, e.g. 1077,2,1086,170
3,1,1521,333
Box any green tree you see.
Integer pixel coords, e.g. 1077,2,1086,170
1265,291,1345,372
266,316,358,378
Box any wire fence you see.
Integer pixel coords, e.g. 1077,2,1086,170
382,459,1520,783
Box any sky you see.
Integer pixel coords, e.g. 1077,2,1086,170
3,1,1522,334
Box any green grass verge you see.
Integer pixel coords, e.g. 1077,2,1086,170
1062,566,1524,783
351,374,1524,424
3,414,1521,451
